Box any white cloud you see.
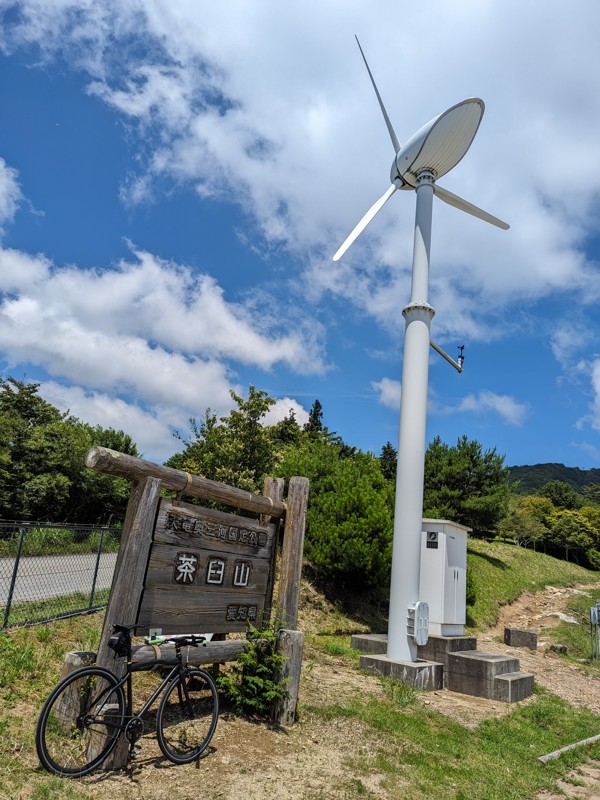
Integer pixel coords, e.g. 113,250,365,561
587,359,600,433
3,0,600,347
454,391,528,427
263,397,309,428
0,245,325,379
0,158,23,233
39,381,177,459
372,377,401,409
0,243,326,459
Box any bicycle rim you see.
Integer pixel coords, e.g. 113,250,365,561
156,668,219,764
36,666,125,777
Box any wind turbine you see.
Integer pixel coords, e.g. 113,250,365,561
334,38,509,663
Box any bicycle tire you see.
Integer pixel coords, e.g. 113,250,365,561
156,667,219,764
36,666,125,777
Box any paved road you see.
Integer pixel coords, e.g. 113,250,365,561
0,552,118,605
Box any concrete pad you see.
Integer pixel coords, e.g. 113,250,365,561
359,654,443,691
351,633,388,654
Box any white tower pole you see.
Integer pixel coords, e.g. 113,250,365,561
387,171,435,662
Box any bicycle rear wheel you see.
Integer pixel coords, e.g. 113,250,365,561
36,666,125,777
156,668,219,764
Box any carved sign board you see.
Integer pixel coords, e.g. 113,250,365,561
135,498,277,635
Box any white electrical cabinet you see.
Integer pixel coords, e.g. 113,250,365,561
419,519,471,636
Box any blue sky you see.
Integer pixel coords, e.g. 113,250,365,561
1,1,599,469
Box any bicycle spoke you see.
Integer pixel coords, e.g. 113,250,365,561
36,667,125,777
156,669,219,764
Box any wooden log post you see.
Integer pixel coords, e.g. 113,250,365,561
95,476,161,672
271,629,305,727
86,447,286,519
94,475,161,770
276,477,309,630
62,639,252,670
272,477,308,726
262,476,285,625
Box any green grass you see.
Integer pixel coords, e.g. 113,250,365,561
2,588,110,629
304,684,600,800
312,634,364,660
467,538,600,630
542,587,600,666
0,527,120,558
0,615,104,800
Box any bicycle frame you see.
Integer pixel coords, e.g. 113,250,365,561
95,653,193,737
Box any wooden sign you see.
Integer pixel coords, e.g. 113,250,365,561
135,498,277,635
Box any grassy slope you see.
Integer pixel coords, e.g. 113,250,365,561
467,538,599,630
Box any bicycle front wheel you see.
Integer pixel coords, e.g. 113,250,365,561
36,666,125,777
156,668,219,764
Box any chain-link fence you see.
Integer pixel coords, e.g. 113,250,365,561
0,521,121,630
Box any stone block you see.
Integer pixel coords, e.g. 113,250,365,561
504,628,537,650
417,635,477,685
350,633,388,654
494,672,535,703
447,651,521,699
359,654,443,691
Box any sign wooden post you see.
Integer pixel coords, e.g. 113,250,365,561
82,447,308,763
95,476,161,672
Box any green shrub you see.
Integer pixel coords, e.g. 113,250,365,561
22,527,74,556
217,624,288,716
87,528,119,552
587,548,600,570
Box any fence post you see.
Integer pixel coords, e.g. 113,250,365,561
2,525,26,630
88,526,106,610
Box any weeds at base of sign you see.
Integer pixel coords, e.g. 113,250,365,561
216,621,289,717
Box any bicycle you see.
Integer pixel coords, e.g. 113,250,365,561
35,623,219,777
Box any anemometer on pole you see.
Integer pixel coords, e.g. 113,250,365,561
334,38,509,663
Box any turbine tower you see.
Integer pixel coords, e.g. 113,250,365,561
334,38,509,662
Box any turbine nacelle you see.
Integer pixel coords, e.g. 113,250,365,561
333,39,509,262
390,99,484,189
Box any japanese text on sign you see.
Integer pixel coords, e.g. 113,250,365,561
165,511,268,548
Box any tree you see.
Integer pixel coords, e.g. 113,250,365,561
582,484,600,507
0,378,137,522
538,480,582,510
303,399,323,435
169,386,276,493
498,496,549,550
379,441,397,482
549,510,595,563
268,409,302,447
277,439,394,590
423,435,511,537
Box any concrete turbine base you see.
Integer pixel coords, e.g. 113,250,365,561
359,653,444,691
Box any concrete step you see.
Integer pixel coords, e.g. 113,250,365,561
447,650,534,702
494,671,535,703
417,635,478,681
350,634,535,702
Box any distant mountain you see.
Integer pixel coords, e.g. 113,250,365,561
508,463,600,494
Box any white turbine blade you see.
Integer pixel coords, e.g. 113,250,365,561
333,184,398,261
434,184,510,230
355,36,401,154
